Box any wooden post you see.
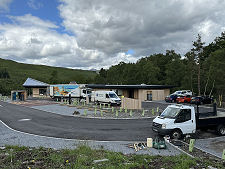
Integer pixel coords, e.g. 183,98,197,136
189,139,195,152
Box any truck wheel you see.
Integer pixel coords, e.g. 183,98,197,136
217,125,225,136
171,129,182,139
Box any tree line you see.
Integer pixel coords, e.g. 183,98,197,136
94,32,225,99
0,69,10,79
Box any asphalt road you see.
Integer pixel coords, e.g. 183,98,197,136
0,101,156,141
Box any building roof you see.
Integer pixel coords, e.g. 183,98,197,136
23,78,49,87
87,84,174,89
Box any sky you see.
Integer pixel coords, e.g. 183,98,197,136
0,0,225,70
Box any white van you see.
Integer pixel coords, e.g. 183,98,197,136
92,91,121,105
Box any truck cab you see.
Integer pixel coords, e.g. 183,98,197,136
81,88,92,98
152,104,225,139
152,105,196,139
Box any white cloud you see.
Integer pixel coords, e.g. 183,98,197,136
27,0,43,10
1,1,225,70
59,0,225,57
0,14,105,69
0,0,12,12
8,14,58,29
0,13,139,69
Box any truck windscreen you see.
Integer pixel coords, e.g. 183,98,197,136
160,107,180,119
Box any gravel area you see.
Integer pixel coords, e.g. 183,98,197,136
0,120,181,156
31,103,161,119
194,136,225,159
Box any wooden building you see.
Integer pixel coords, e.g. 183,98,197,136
23,78,49,98
87,84,174,109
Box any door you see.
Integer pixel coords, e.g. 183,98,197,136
174,109,195,134
105,93,110,103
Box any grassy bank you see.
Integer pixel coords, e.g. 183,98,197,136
0,145,224,169
0,58,97,95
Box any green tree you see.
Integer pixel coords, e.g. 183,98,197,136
204,49,225,97
191,34,205,95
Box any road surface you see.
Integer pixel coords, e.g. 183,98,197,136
0,101,155,141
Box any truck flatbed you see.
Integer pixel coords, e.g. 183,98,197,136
199,111,225,119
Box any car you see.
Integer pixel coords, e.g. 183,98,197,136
190,96,212,105
173,90,192,96
165,94,178,103
176,95,192,103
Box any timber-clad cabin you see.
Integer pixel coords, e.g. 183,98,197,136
87,84,174,101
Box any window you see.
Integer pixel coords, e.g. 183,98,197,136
117,89,123,96
106,94,109,98
160,107,180,118
128,89,134,98
147,91,152,101
39,88,46,96
175,109,191,123
109,93,118,98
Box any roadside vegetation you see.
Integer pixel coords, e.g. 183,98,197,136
0,145,224,169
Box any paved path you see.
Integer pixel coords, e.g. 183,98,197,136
0,101,156,141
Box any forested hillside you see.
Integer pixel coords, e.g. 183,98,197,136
95,32,225,98
0,59,97,95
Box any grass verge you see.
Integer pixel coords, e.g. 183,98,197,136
0,145,224,169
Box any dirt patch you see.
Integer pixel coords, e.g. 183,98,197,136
11,100,57,107
170,139,225,168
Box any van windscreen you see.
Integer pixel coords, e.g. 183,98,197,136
109,93,118,98
160,107,180,119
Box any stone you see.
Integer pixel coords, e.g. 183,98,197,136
93,159,109,163
208,166,217,169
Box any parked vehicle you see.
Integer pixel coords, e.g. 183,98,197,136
91,91,121,105
173,90,192,96
50,84,91,100
176,95,191,103
190,96,212,105
165,94,178,103
152,104,225,139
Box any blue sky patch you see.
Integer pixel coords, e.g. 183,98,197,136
126,49,135,55
0,0,68,34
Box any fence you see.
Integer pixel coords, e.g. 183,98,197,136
0,96,9,102
121,97,142,110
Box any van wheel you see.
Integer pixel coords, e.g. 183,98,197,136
217,125,225,136
171,129,182,140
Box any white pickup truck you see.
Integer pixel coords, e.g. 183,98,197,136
152,104,225,139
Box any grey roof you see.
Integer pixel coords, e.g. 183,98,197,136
23,78,49,87
87,84,174,89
